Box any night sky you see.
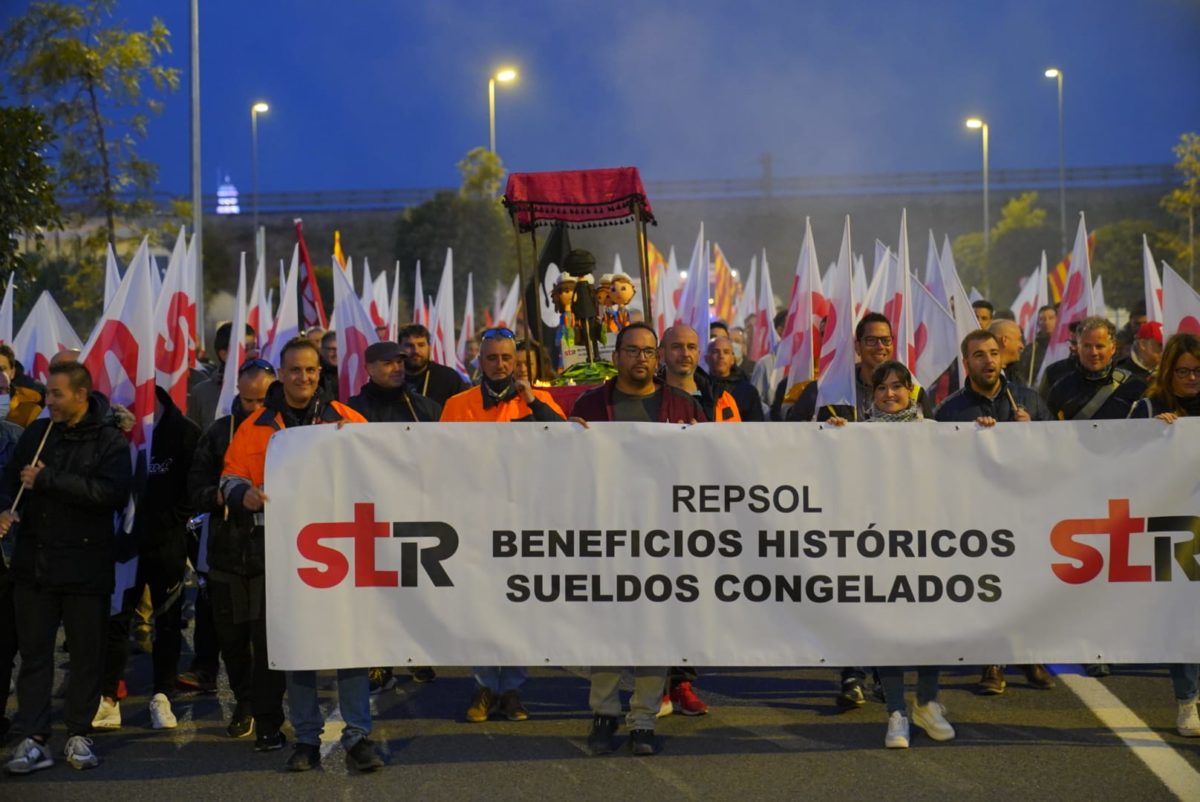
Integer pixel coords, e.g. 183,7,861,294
4,0,1199,196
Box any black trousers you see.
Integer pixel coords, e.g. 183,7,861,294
13,583,108,739
189,582,219,673
102,545,185,698
0,580,18,717
209,574,285,732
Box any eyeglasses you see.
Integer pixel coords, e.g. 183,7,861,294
481,327,515,340
238,357,276,376
1173,367,1200,379
861,336,893,347
620,346,658,360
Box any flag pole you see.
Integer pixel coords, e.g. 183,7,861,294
8,421,54,514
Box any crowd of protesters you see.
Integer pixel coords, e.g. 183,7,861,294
0,292,1196,775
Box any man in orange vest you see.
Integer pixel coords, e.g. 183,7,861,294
440,328,566,423
221,338,385,774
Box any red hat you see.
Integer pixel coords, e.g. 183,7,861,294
1135,321,1163,344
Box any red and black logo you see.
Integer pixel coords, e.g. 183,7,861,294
295,503,458,589
1050,498,1200,584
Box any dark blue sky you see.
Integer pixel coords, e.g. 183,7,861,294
6,0,1200,195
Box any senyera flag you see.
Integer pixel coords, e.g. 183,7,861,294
333,257,380,400
154,226,198,412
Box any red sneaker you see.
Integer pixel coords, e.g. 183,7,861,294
116,679,128,700
669,681,709,716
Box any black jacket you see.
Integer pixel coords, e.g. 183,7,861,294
710,368,765,422
347,380,442,423
787,370,935,422
1046,362,1147,420
934,378,1051,422
404,362,468,406
1037,355,1077,400
188,398,260,577
1129,394,1200,419
0,393,133,595
137,386,200,554
1115,354,1154,383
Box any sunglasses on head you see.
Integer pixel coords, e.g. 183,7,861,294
481,327,515,340
238,357,276,376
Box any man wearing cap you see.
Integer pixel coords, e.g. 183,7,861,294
440,328,564,721
398,324,469,407
1115,321,1163,382
347,342,442,423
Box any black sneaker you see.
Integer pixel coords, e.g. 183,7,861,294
629,728,657,756
255,729,286,752
226,703,254,738
345,738,385,773
586,714,619,756
836,677,865,708
368,668,396,695
409,666,436,683
286,743,321,772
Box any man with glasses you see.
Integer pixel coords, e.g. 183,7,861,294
787,312,933,423
934,330,1053,695
348,342,442,424
221,339,384,773
440,329,565,424
399,324,469,406
569,322,704,756
440,327,563,722
187,358,283,745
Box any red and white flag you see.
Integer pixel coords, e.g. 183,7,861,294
652,257,675,340
882,210,916,371
0,274,13,345
153,227,198,411
81,236,156,453
1010,259,1044,344
674,223,710,335
779,219,828,394
1143,236,1164,324
389,262,402,341
495,275,520,330
13,290,82,383
214,256,248,420
372,271,390,333
333,258,380,401
412,260,428,326
430,249,461,371
815,217,857,412
457,272,476,364
105,243,122,310
734,255,758,334
246,253,271,351
940,234,979,385
359,259,376,325
1162,261,1200,336
294,219,328,330
923,230,948,308
1092,275,1107,318
751,249,778,361
263,245,301,369
1039,214,1096,382
911,275,958,391
862,240,890,322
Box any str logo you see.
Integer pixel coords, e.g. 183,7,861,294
1050,499,1200,584
295,503,458,589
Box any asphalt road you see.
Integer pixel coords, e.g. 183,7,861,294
3,645,1199,802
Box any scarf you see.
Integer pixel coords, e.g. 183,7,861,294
866,401,923,423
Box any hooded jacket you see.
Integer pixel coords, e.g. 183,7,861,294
0,393,132,594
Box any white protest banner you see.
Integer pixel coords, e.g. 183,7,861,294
264,421,1200,670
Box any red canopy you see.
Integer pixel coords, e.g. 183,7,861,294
502,167,655,232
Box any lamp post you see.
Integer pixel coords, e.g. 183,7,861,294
1045,68,1067,256
966,117,990,295
251,101,269,236
488,68,517,154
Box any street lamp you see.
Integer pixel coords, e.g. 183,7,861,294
488,68,517,154
1045,67,1067,255
251,101,269,235
966,117,990,295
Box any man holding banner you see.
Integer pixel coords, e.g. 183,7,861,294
221,338,383,773
1046,317,1146,423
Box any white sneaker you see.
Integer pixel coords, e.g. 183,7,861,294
149,693,178,729
5,737,54,774
885,710,910,748
1177,700,1200,737
92,697,122,729
912,700,956,741
63,735,99,770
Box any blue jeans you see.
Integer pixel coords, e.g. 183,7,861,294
473,667,527,694
287,669,372,747
1169,664,1200,702
877,666,941,714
